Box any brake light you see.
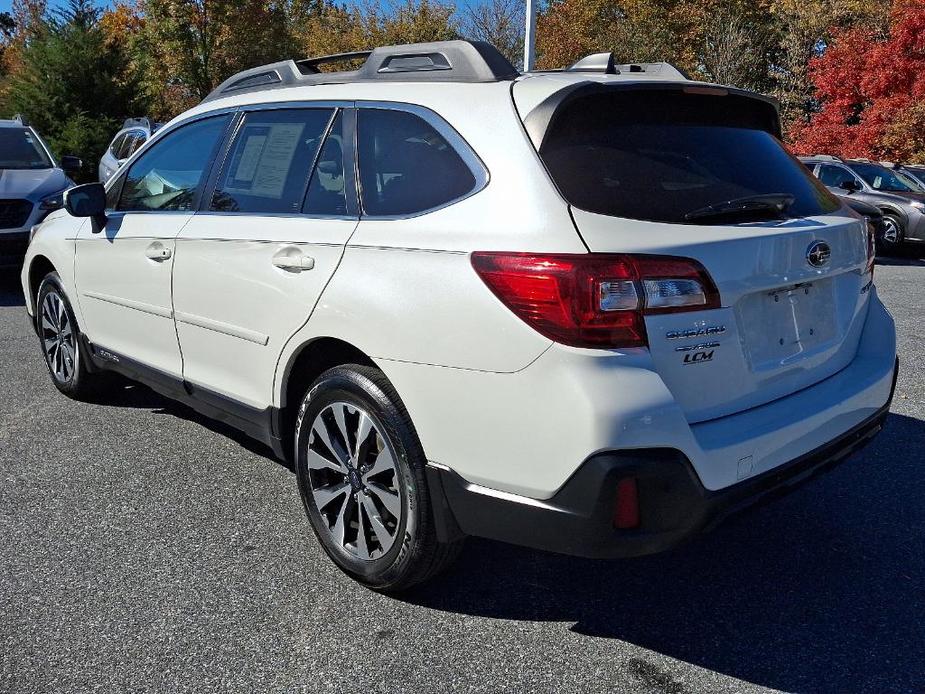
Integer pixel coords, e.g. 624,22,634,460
865,220,876,281
471,252,720,349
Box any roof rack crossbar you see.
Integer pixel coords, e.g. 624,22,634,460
295,50,373,74
203,40,519,103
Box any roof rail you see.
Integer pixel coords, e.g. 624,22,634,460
807,154,843,162
565,53,689,80
204,40,519,103
123,116,153,130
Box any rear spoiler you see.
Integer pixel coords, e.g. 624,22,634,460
521,81,781,151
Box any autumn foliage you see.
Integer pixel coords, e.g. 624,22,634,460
789,3,925,162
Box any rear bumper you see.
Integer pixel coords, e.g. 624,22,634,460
429,359,897,558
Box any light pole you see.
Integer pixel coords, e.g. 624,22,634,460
524,0,537,72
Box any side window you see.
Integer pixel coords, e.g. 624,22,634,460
818,165,856,189
357,108,477,216
211,108,333,214
109,133,126,157
105,176,123,210
117,115,229,213
304,111,349,216
126,131,147,158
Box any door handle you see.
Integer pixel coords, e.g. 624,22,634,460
145,242,172,262
272,250,315,272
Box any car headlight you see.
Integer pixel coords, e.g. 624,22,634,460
910,200,925,213
39,191,65,212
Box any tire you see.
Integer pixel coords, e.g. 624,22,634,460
294,364,463,591
35,272,109,400
879,213,905,253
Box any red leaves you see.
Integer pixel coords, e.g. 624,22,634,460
790,4,925,161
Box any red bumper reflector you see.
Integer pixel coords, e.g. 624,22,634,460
613,477,640,529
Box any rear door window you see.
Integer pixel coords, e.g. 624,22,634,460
817,165,858,189
211,108,334,214
538,89,839,224
357,108,477,216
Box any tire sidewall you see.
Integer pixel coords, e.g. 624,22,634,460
880,214,904,251
36,272,84,394
295,367,426,588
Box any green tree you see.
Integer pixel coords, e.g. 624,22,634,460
3,0,144,181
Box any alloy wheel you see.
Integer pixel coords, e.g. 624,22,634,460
306,402,402,561
40,291,76,384
883,217,900,244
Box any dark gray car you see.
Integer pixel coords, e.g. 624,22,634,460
800,155,925,252
0,116,81,268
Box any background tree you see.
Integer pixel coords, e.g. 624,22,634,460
2,0,144,181
462,0,524,68
789,4,925,162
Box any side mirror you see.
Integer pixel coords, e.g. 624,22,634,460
839,179,861,193
59,155,83,174
64,183,107,232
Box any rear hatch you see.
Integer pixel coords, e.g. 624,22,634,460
517,80,873,423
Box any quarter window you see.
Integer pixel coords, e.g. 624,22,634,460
211,108,333,214
117,115,229,212
357,108,477,216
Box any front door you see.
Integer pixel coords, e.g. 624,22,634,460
75,115,231,378
172,105,358,409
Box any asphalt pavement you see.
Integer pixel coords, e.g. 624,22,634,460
1,256,924,694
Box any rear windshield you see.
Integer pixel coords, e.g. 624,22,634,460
0,127,53,169
539,90,839,224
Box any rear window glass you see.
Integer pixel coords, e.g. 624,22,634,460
539,90,839,224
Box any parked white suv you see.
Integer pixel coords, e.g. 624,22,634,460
21,41,897,591
98,117,160,183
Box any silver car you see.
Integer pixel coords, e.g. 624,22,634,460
98,118,160,183
0,116,80,268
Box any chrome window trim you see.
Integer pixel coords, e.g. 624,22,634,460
354,100,490,220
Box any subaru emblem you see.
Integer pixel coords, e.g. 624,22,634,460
806,241,831,268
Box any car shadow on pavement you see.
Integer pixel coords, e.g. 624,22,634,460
0,272,26,307
92,379,292,471
405,412,925,694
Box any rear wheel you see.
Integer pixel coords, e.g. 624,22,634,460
294,365,463,591
36,272,109,400
879,214,904,253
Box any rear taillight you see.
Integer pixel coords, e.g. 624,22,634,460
471,252,720,349
865,220,876,281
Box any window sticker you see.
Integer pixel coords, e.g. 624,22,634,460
224,122,305,199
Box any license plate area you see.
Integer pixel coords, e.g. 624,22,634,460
738,279,838,369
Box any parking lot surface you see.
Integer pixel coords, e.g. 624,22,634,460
1,258,924,694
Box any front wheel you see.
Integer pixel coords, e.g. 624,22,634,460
294,365,463,591
36,272,108,400
879,214,905,253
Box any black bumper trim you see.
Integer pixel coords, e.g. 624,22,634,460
431,358,898,559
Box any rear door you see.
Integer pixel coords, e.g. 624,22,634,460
524,85,873,423
75,114,231,377
172,104,358,411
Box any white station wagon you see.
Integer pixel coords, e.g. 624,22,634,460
22,41,897,591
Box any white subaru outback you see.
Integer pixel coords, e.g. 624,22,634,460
21,41,897,591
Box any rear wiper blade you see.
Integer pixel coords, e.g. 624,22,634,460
683,194,796,222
